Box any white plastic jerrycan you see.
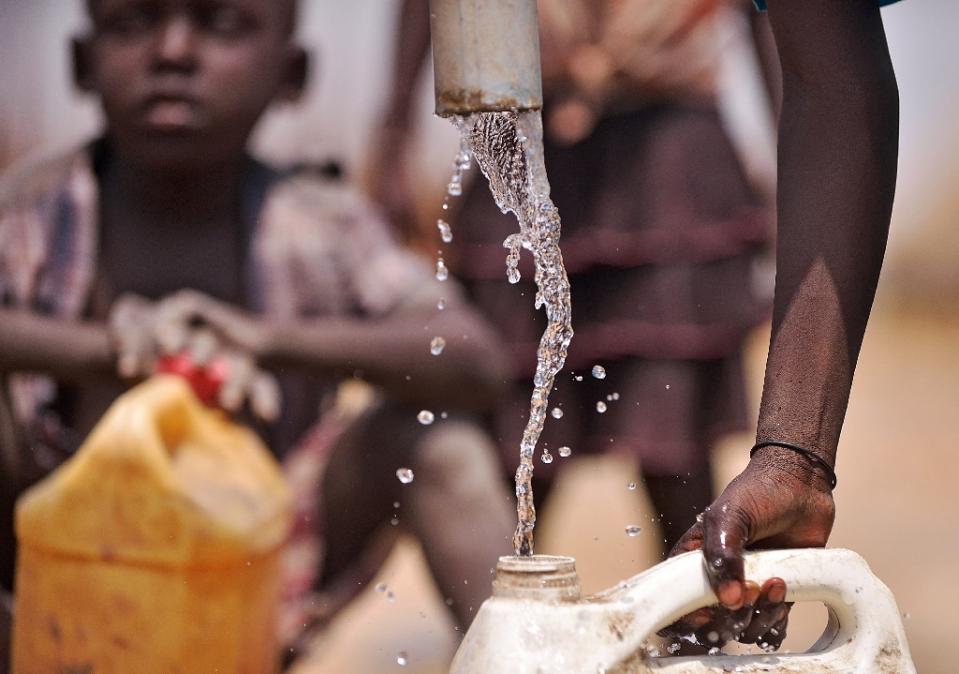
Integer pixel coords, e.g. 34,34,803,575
451,548,915,674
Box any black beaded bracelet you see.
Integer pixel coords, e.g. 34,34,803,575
750,440,838,490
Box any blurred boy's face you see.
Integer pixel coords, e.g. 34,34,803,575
79,0,304,171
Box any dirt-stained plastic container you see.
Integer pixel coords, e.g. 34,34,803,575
11,376,293,674
452,548,916,674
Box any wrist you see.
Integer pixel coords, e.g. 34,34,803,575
749,444,835,495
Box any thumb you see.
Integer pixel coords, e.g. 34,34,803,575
702,503,750,610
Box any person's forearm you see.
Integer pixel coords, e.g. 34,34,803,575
758,0,899,465
262,308,508,411
383,0,432,129
0,309,114,380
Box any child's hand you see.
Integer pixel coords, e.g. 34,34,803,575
154,290,270,358
109,293,166,379
659,448,835,652
109,292,281,422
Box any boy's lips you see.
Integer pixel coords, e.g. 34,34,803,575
140,95,202,132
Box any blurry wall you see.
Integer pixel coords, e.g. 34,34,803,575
0,0,957,311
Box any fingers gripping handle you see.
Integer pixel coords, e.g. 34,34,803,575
611,549,914,673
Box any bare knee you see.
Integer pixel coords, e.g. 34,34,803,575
412,421,503,493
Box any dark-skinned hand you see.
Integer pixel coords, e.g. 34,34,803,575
659,446,835,652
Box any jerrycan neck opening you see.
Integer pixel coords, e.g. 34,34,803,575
492,555,581,602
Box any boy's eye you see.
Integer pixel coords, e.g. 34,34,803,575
198,5,256,38
98,4,161,37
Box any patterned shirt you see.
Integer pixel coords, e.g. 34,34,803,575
0,142,446,468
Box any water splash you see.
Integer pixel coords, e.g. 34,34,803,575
437,219,453,243
454,110,572,555
435,258,449,281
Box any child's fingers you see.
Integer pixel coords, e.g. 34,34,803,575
187,328,219,367
218,352,255,412
250,371,281,422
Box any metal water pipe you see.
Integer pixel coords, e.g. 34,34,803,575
429,0,543,116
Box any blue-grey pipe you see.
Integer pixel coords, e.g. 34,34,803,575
429,0,543,116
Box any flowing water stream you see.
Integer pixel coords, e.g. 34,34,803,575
453,110,573,555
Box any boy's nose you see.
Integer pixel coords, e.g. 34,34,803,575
153,16,198,73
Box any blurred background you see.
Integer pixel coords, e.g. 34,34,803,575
1,1,957,672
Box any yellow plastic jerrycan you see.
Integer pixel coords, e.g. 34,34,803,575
12,375,293,674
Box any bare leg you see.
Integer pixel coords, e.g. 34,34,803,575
405,421,513,628
319,404,511,630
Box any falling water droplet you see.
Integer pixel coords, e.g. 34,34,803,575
447,181,463,197
558,446,572,458
607,392,620,401
596,401,607,413
574,374,583,382
550,407,563,419
396,651,409,667
417,410,435,425
625,525,642,537
430,337,446,356
396,467,414,484
390,516,400,526
627,482,637,491
387,591,397,602
437,297,446,311
665,384,671,390
591,365,606,380
540,451,554,464
437,219,453,243
507,267,521,284
435,258,449,281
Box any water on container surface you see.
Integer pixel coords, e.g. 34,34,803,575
430,336,446,356
396,467,415,484
455,110,573,556
417,410,435,425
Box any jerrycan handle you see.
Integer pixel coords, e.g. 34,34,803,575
613,548,915,673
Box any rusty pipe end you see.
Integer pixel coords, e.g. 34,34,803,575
430,0,543,116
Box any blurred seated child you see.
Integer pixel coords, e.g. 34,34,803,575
0,0,512,666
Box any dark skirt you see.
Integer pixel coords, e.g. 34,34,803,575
450,103,771,478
